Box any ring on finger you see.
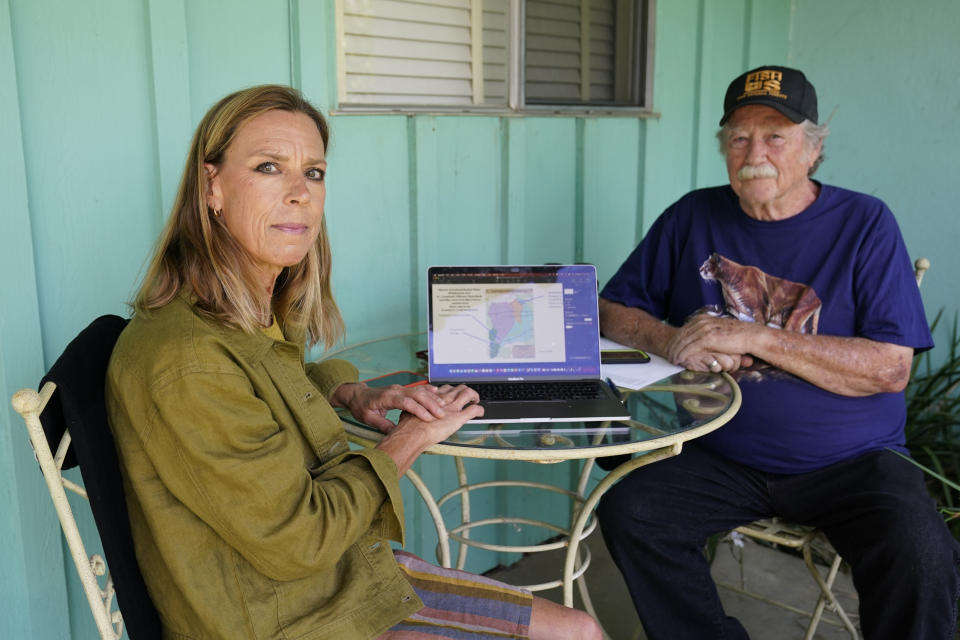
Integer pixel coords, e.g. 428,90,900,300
709,359,721,371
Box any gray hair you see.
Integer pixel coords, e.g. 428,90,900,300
716,119,830,176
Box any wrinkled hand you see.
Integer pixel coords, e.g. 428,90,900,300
396,384,484,445
334,382,456,432
666,315,757,372
375,385,484,475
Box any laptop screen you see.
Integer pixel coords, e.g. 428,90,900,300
427,265,603,383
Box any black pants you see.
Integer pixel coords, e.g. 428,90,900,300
597,445,960,639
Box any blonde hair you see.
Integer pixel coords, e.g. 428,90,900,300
134,85,344,348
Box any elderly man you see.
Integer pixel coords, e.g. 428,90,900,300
597,65,959,639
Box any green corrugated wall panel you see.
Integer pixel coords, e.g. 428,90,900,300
1,0,72,635
503,118,527,263
581,117,643,285
291,0,339,112
11,0,159,361
183,0,292,115
416,116,506,267
640,0,702,239
410,116,506,335
791,0,960,344
745,0,791,66
146,0,193,220
324,115,416,346
520,118,579,265
694,0,750,189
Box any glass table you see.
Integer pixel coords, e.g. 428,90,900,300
322,333,741,619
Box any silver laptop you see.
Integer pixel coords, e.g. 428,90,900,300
427,265,630,423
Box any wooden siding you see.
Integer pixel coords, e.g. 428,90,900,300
8,0,959,637
0,1,789,636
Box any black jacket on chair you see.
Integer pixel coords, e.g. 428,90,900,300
40,314,162,639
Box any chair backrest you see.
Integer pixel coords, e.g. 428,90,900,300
914,257,930,288
11,314,161,640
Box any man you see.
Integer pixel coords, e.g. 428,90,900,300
597,65,959,639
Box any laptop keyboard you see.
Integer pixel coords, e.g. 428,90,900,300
471,381,607,402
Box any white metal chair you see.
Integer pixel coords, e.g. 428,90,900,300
11,315,161,640
722,257,931,640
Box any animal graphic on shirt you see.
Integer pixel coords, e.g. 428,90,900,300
699,253,822,334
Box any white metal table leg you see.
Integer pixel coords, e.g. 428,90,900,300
571,456,603,623
455,457,471,569
403,467,452,568
563,443,683,607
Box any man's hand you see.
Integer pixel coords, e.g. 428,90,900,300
667,312,912,395
599,298,911,395
332,382,454,432
666,314,757,372
598,300,753,373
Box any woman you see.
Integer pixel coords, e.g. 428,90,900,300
106,85,601,640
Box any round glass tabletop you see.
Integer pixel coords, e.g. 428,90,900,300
323,333,740,459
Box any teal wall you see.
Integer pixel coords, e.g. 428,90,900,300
1,0,72,636
4,0,956,637
789,0,960,345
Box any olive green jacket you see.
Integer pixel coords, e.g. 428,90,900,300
106,294,422,639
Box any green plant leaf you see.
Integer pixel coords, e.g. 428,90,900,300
889,448,960,494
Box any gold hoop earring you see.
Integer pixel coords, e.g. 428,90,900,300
213,208,222,217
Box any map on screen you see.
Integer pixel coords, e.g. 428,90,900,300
431,282,565,363
427,265,602,383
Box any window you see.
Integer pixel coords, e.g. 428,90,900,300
335,0,654,112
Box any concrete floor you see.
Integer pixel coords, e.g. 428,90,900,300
486,534,860,640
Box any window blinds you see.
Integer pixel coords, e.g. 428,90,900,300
337,0,634,108
338,0,508,106
525,0,616,104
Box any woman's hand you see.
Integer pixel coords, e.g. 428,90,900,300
332,382,453,432
375,385,484,476
399,385,484,442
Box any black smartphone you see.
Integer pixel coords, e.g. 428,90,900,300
362,371,429,387
601,349,651,364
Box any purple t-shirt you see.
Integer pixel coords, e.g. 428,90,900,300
601,184,932,473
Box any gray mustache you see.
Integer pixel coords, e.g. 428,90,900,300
737,164,779,180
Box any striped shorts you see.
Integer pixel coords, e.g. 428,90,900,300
379,550,534,639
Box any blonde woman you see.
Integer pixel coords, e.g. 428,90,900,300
106,84,600,640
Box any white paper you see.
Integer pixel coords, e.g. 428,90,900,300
599,337,684,390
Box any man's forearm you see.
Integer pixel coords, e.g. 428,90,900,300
666,313,914,396
750,327,913,396
599,299,913,394
598,298,676,357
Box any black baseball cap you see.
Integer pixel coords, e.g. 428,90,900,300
719,65,818,125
